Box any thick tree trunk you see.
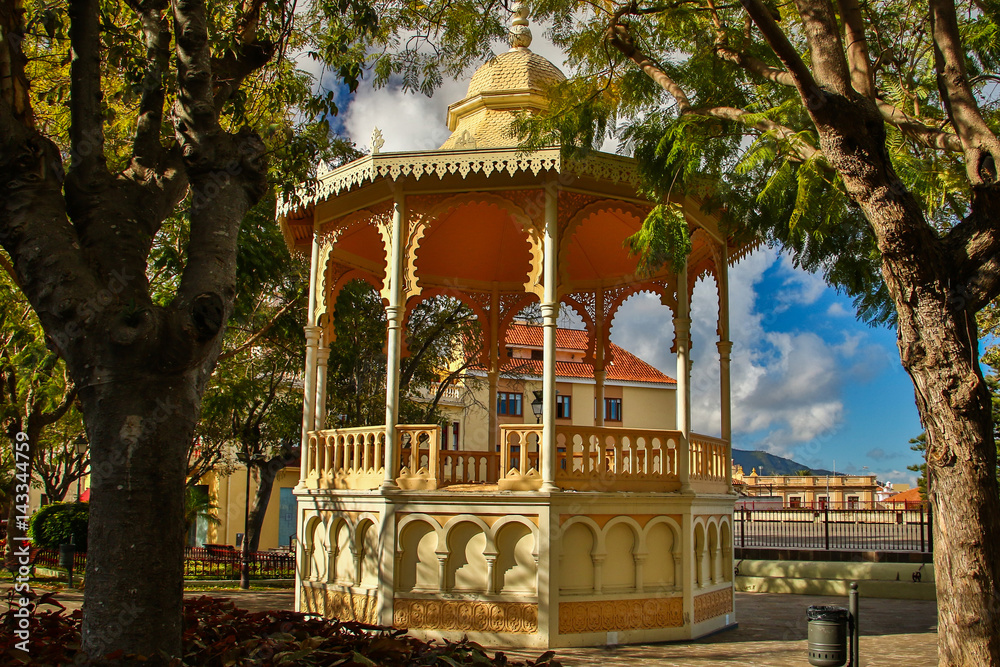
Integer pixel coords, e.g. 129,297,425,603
77,376,199,663
245,457,283,554
813,96,1000,666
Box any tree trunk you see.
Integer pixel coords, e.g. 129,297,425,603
77,377,198,663
813,96,1000,666
245,455,290,553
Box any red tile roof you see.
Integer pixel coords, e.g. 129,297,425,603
501,323,675,385
884,487,923,505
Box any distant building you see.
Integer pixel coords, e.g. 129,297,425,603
732,465,879,508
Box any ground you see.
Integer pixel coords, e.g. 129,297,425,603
3,585,937,666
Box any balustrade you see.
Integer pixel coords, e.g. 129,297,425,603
498,425,543,490
555,426,682,492
688,433,729,490
306,424,726,494
307,427,385,490
396,425,442,490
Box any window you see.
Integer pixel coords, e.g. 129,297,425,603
788,496,802,508
497,392,523,416
452,421,460,450
556,394,572,419
847,495,860,510
817,496,828,510
604,397,622,422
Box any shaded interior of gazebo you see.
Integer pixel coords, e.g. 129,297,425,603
278,8,744,648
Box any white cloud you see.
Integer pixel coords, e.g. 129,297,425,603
826,301,852,317
772,254,827,312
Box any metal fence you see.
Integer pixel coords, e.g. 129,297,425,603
736,506,933,553
33,547,296,579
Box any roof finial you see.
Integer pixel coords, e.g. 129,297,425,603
509,1,532,50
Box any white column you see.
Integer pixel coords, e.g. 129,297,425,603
594,288,606,426
299,234,323,485
540,181,560,492
314,343,330,432
300,326,321,483
717,240,734,491
488,285,500,452
383,191,407,489
676,259,692,492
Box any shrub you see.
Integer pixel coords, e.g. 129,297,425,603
1,593,563,666
28,502,88,551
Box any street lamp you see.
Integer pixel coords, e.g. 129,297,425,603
530,390,543,423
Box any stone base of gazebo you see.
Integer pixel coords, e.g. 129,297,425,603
295,429,736,649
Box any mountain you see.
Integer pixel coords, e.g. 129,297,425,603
732,449,836,476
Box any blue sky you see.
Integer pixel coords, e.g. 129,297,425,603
317,34,926,486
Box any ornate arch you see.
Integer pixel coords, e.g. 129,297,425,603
558,200,652,293
442,514,496,555
321,268,386,343
314,204,393,327
400,287,489,362
557,515,605,553
407,192,544,300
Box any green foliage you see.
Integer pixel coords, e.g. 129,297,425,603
0,594,562,666
907,433,928,500
28,502,88,551
624,204,691,277
185,487,221,532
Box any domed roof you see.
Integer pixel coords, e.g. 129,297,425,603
440,4,565,150
465,49,566,100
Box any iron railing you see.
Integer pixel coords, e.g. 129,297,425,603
736,506,933,553
33,547,296,579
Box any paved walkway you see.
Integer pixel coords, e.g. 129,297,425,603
5,586,937,666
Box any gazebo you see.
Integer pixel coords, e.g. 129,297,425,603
278,5,742,649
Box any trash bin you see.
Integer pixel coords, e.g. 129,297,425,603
58,543,75,569
807,605,849,667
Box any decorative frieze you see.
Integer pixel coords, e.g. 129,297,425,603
326,590,380,624
393,599,538,633
558,597,683,634
693,588,733,624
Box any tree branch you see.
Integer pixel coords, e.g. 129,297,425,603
737,0,823,100
876,100,964,152
835,0,874,97
697,105,825,164
67,0,109,180
127,0,172,170
714,45,797,86
606,23,693,113
787,0,852,95
0,0,34,127
928,0,1000,184
217,295,302,363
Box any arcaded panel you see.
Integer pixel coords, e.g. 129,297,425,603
334,523,355,585
558,597,683,634
603,523,636,592
496,522,537,595
693,588,733,624
393,599,538,633
309,522,328,582
559,523,595,593
644,523,676,591
398,521,439,593
447,522,489,593
359,522,380,587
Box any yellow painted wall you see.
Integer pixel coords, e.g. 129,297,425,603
621,386,677,429
204,465,300,551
